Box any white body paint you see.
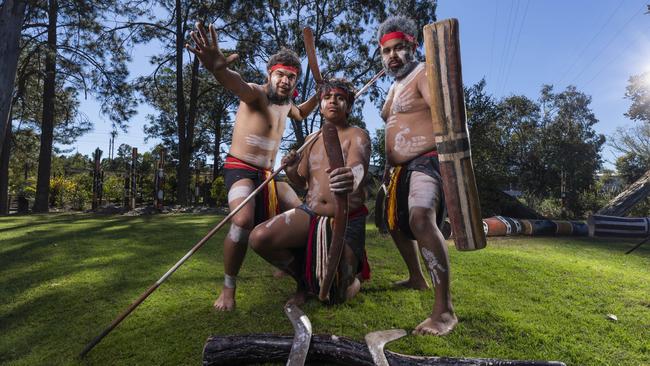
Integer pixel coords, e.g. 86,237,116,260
242,153,272,168
264,209,295,228
228,224,250,244
356,136,370,159
224,274,236,289
245,134,278,151
421,247,446,286
306,178,321,205
351,164,365,191
309,150,324,170
408,172,440,209
228,185,253,203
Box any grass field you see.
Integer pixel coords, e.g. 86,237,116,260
0,213,648,366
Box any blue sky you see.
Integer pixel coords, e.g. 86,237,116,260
71,0,650,169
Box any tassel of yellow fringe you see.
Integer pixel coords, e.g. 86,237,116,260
266,171,279,217
386,166,401,231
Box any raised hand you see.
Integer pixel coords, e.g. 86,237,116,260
186,22,239,73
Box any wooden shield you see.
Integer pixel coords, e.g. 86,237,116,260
423,19,486,251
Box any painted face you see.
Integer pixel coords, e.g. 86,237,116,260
380,38,416,79
269,68,297,97
320,88,350,122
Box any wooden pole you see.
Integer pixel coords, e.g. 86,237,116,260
423,19,486,251
92,148,102,210
130,147,137,210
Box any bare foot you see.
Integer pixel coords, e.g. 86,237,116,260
285,289,308,307
413,311,458,336
345,278,361,300
273,269,288,278
213,287,236,311
393,278,430,290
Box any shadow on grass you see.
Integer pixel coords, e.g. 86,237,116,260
0,214,225,364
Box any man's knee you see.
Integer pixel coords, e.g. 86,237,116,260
409,207,436,235
230,214,254,231
248,227,270,253
227,222,251,245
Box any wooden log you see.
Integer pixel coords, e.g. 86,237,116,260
423,19,486,251
597,170,650,217
519,219,556,236
483,216,522,236
203,334,566,366
588,214,650,238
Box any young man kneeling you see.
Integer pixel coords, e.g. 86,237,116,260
249,78,371,305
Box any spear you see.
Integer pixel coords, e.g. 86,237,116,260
79,133,321,358
79,69,385,358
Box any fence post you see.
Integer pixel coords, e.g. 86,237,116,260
130,147,137,210
92,148,102,210
154,148,165,209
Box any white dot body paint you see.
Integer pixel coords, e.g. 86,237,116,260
351,164,365,191
421,247,446,286
228,185,253,203
245,134,278,151
228,224,250,244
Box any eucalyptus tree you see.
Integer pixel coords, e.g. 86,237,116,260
538,85,605,216
223,0,438,145
19,0,139,212
0,0,28,155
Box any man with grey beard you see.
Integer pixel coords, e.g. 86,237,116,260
378,15,457,336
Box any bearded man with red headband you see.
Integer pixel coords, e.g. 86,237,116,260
187,23,319,311
378,16,457,335
248,78,371,306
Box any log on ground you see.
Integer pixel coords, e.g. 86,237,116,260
203,334,566,366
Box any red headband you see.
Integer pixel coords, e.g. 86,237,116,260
270,64,299,74
380,31,415,46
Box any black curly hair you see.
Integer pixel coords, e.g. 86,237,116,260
317,77,357,107
267,47,302,77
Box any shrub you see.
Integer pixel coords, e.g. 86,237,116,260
210,177,227,207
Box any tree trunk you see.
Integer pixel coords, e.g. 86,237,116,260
186,54,200,202
0,118,11,215
597,170,650,216
0,0,26,154
212,121,221,180
203,334,566,366
175,0,188,206
33,0,57,213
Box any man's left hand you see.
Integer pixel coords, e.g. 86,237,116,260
328,167,354,194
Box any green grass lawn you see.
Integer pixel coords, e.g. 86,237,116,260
0,213,648,366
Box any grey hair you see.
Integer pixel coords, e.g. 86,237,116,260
376,16,418,44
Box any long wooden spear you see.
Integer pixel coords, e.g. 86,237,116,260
79,133,321,358
79,61,385,360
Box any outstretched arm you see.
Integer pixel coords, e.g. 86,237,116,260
289,93,319,121
186,23,261,104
